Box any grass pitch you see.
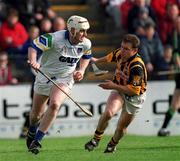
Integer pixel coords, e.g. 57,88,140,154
0,135,180,161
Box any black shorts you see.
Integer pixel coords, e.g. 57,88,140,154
175,73,180,89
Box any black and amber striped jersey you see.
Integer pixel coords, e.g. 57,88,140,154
106,48,147,95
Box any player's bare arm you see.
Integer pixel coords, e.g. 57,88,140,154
91,56,107,63
28,47,41,71
73,58,90,81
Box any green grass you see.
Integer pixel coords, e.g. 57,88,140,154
0,135,180,161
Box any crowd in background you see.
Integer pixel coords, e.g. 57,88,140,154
0,0,66,83
0,0,179,85
99,0,180,80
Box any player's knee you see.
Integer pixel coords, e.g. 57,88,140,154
104,110,115,119
49,102,60,113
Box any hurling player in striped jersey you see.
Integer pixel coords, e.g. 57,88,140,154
85,34,147,153
27,15,92,154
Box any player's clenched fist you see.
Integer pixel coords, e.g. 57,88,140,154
73,70,84,81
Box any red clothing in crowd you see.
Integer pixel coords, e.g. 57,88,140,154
0,22,28,50
151,0,178,20
0,66,14,85
120,0,134,29
158,16,175,44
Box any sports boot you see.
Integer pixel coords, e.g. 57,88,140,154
28,140,42,155
104,143,116,153
157,128,170,137
85,139,99,151
26,131,35,149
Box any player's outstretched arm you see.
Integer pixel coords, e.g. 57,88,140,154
91,56,107,64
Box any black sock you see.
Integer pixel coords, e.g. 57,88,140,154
161,106,175,129
109,137,118,146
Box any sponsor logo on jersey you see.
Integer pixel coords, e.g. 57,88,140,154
59,56,79,66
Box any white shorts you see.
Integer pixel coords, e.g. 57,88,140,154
123,92,146,115
34,73,74,96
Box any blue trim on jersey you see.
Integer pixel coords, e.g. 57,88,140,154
30,42,43,54
82,54,92,59
65,30,69,39
39,36,47,46
65,30,73,45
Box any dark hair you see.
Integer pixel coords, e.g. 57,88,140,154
7,8,19,17
164,44,173,51
122,34,140,48
144,21,155,29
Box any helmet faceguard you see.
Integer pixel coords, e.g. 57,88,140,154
67,15,90,37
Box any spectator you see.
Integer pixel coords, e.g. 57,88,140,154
132,7,155,37
52,16,66,32
156,45,174,80
39,18,52,34
151,0,178,22
127,0,157,34
0,0,7,24
139,22,164,79
6,0,56,29
120,0,134,30
99,0,124,32
0,51,18,85
158,3,179,44
106,0,123,29
5,0,21,8
0,8,28,54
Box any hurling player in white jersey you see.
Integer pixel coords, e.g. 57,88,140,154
27,15,92,154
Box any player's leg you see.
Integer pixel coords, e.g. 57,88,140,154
29,84,70,154
85,91,124,151
104,108,135,153
158,89,180,136
104,92,146,153
26,93,49,149
38,84,69,132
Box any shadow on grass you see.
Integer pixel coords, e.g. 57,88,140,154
0,149,28,154
121,145,180,151
0,145,180,155
42,145,180,153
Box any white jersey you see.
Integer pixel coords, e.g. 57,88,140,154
31,30,92,79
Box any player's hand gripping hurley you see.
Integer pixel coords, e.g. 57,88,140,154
28,61,93,117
